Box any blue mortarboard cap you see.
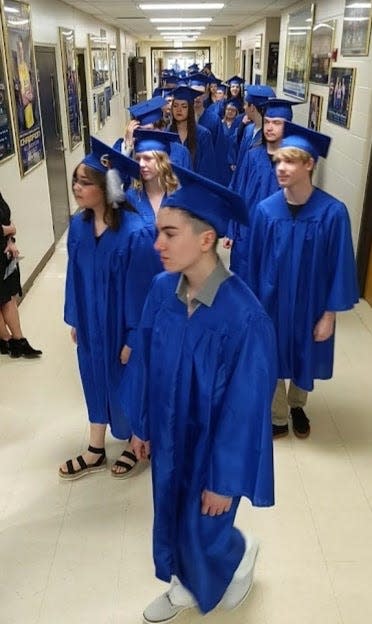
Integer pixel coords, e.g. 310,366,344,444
216,83,227,93
83,137,140,179
128,96,167,125
210,76,222,85
263,98,301,121
188,72,210,89
225,98,243,113
226,75,244,86
133,129,180,154
163,164,247,237
153,87,173,98
187,63,200,74
245,84,276,106
203,62,212,69
171,86,201,102
281,121,331,161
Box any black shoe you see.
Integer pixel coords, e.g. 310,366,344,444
8,338,42,358
0,339,9,354
290,407,310,438
272,423,289,439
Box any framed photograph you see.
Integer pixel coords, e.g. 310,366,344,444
308,93,323,130
109,46,119,94
266,42,279,86
88,34,109,88
310,20,336,84
254,34,262,70
341,2,372,56
104,85,111,117
59,28,82,151
0,25,15,163
326,67,356,128
1,0,44,176
283,4,315,101
97,91,106,128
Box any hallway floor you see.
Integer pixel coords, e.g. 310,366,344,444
1,238,372,624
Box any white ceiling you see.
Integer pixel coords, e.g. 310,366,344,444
63,0,297,41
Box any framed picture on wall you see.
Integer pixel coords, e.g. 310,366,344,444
341,2,372,56
110,46,119,94
59,27,82,151
97,91,106,128
308,93,323,130
309,20,336,84
283,4,315,101
0,26,15,163
0,0,44,176
266,42,279,86
326,67,356,128
88,34,109,88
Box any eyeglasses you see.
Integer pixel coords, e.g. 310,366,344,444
72,177,96,187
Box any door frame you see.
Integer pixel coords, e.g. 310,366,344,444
356,147,372,295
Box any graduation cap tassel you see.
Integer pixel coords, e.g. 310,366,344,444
106,168,126,208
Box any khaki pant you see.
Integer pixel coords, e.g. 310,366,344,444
272,379,308,426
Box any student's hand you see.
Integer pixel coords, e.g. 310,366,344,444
2,223,16,236
222,237,233,249
201,490,233,516
125,119,140,147
4,240,19,258
131,435,150,461
70,327,77,344
120,344,132,364
313,311,336,342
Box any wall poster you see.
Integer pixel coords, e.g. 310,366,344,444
283,4,315,101
88,34,109,88
326,67,356,129
308,93,323,130
266,42,279,86
309,20,336,84
59,27,82,151
341,1,372,56
0,25,15,163
1,0,44,175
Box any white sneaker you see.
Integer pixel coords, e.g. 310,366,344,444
220,535,260,610
143,576,196,623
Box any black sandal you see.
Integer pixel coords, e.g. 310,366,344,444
59,445,106,480
111,448,141,479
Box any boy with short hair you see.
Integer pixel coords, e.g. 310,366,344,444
129,166,278,622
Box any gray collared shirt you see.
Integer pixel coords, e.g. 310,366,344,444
176,256,232,314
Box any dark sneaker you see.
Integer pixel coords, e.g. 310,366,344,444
0,339,9,354
290,407,310,438
272,423,289,439
8,338,42,358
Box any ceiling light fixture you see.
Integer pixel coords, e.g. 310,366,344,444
150,17,212,22
139,3,223,9
157,25,206,30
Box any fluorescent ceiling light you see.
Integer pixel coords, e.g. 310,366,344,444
150,17,212,22
346,3,371,7
161,32,200,36
157,26,206,30
344,16,369,20
4,6,19,13
139,3,223,8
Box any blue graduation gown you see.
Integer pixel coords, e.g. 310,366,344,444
128,271,277,612
125,186,168,234
198,109,230,185
185,124,218,181
247,188,359,391
230,146,280,281
229,125,262,196
64,210,162,439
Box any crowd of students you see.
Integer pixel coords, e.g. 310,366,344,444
58,60,358,623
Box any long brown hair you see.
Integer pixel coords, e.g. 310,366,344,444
169,100,197,164
133,151,179,194
72,164,135,230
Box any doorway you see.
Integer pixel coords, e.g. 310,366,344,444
357,148,372,306
35,46,69,242
76,50,90,154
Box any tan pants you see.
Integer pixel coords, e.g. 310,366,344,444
272,380,308,426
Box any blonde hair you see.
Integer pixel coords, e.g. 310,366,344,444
273,146,313,165
133,151,179,194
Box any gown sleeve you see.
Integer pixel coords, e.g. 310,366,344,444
123,228,162,348
205,311,277,506
64,217,79,327
324,202,359,310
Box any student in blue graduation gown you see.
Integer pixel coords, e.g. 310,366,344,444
228,98,299,282
221,98,244,183
113,95,192,169
247,123,359,439
125,129,180,234
128,165,277,622
59,137,162,480
169,86,218,181
230,84,276,196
